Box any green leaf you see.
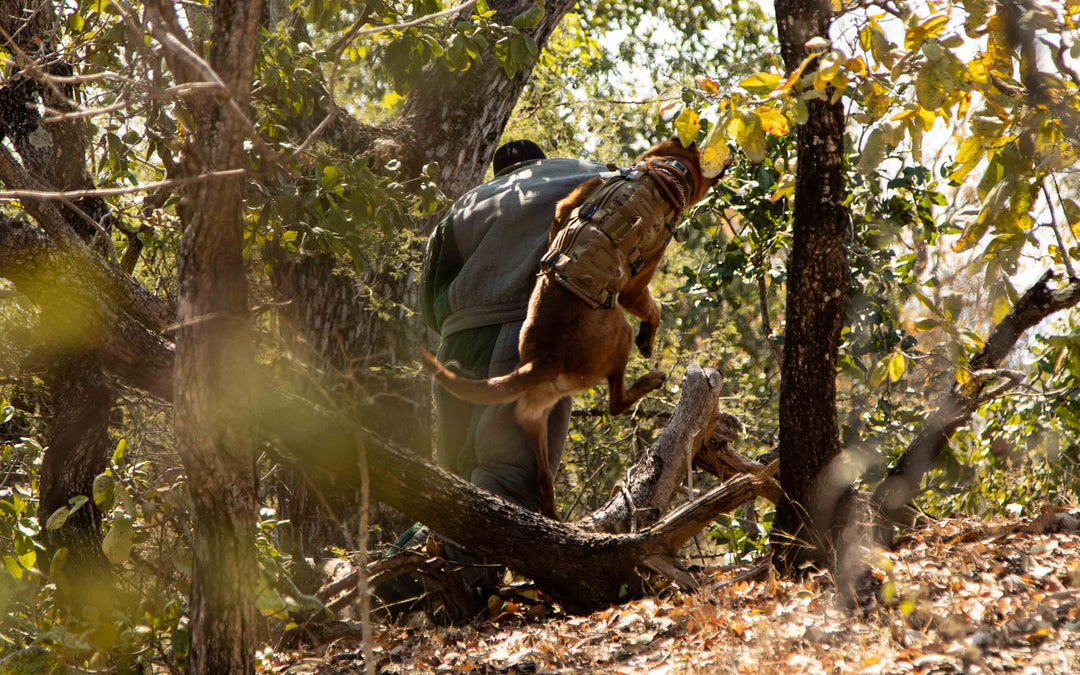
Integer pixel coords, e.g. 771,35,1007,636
17,549,35,570
256,585,288,617
115,482,136,516
321,165,340,189
102,516,134,565
674,108,701,148
93,474,116,510
511,5,545,30
112,438,127,465
870,359,889,387
4,554,22,579
46,506,71,531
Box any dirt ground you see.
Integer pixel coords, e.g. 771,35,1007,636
267,507,1080,674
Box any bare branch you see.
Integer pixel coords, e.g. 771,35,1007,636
1042,182,1076,279
0,168,249,200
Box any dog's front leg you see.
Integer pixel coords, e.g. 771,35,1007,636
618,257,663,358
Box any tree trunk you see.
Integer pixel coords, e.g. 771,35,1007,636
148,0,263,669
264,0,580,559
0,0,123,581
770,0,852,573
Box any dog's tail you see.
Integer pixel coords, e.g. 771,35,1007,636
420,350,550,405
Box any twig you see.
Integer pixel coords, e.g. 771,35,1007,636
356,433,374,675
137,0,280,169
0,169,249,200
756,261,783,367
335,1,476,52
1042,182,1076,279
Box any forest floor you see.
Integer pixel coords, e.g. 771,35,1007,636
269,507,1080,674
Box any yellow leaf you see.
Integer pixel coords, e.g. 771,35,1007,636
905,14,949,50
915,60,947,111
740,71,782,94
754,106,790,136
846,56,867,77
858,127,886,175
887,353,906,383
1059,198,1080,240
813,50,843,90
734,112,767,163
674,108,701,148
4,555,22,579
992,293,1011,324
915,317,939,331
956,368,971,386
956,138,983,165
769,173,795,202
700,123,730,178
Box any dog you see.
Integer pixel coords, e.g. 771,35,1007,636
422,138,720,518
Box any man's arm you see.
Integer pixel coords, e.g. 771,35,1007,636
419,212,463,334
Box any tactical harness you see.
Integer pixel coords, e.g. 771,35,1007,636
539,157,699,310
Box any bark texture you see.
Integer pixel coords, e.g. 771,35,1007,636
263,0,580,558
148,0,263,670
770,0,852,573
0,0,124,579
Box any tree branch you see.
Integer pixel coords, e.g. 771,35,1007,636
871,271,1080,542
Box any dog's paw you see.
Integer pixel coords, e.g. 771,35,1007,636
635,322,656,358
638,370,667,392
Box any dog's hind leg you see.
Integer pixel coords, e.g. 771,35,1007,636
607,321,667,416
515,396,558,519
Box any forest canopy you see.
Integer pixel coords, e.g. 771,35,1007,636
1,0,1079,672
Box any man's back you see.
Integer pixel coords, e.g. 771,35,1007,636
422,158,608,340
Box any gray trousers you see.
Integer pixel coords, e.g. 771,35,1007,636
435,320,572,512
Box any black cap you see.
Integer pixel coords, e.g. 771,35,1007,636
493,140,546,175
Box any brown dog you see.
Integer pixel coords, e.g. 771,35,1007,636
422,139,719,518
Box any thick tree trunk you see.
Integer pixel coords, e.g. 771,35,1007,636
38,354,114,591
264,0,580,558
871,271,1080,543
770,0,852,573
0,0,123,581
148,0,263,670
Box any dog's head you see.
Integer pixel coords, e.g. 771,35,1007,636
636,138,720,205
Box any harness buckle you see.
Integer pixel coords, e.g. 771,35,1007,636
539,248,561,271
599,291,616,310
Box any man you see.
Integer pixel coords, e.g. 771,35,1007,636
379,142,609,621
420,140,610,511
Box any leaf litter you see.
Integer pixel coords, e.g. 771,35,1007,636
269,506,1080,674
